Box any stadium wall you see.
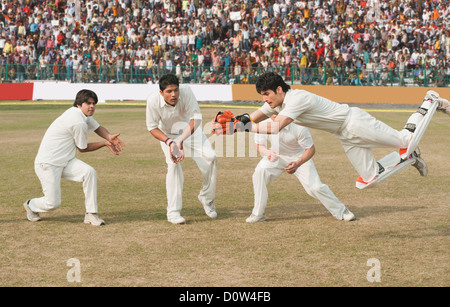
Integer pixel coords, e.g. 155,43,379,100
0,82,448,104
232,84,450,105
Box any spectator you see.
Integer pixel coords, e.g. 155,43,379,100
0,0,447,86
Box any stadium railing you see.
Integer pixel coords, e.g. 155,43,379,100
0,63,448,87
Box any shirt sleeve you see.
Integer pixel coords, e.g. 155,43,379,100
278,90,310,120
87,117,100,133
254,119,269,146
296,126,314,150
72,122,89,150
258,102,278,118
254,132,268,146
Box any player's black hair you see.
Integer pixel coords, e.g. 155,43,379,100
159,74,180,92
255,72,291,94
73,89,98,107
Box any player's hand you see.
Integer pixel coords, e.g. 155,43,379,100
267,150,280,162
105,141,120,155
170,141,184,163
108,133,124,152
285,161,301,174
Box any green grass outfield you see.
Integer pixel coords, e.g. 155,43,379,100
0,102,448,287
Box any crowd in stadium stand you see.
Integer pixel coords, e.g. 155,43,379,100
0,0,449,86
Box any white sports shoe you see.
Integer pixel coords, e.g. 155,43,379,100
23,200,41,222
246,214,266,223
168,215,186,224
412,148,428,177
84,213,105,226
342,209,356,221
413,157,428,177
203,202,218,219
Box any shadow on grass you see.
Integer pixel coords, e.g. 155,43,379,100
367,225,449,239
351,205,425,219
5,203,426,225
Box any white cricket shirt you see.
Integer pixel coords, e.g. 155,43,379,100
146,84,202,135
259,89,350,134
35,107,100,166
255,119,314,161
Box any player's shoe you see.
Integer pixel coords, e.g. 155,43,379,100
246,214,266,223
84,213,105,226
411,148,428,177
23,200,41,222
342,209,356,221
203,201,218,219
168,215,186,224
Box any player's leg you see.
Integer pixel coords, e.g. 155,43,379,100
342,144,380,187
400,90,447,171
249,158,284,222
186,130,218,218
161,141,185,224
28,163,64,214
294,159,354,221
398,90,445,173
340,107,426,188
62,158,104,226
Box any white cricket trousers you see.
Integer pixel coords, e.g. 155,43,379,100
161,130,217,219
336,107,413,182
29,158,98,213
252,156,348,220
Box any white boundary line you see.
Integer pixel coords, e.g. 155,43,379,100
0,101,416,112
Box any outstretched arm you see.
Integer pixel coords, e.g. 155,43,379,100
94,126,124,151
251,114,294,134
78,126,124,155
78,141,120,155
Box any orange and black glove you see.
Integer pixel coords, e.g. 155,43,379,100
211,110,252,135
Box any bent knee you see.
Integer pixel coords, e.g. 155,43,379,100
44,198,62,211
84,166,97,178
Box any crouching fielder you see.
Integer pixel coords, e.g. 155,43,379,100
248,116,355,223
23,89,124,226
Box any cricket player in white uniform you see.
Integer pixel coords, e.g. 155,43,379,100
146,74,217,224
23,89,124,226
248,116,355,223
213,72,449,189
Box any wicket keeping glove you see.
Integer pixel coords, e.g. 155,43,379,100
211,110,252,135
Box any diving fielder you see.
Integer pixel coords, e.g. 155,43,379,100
212,72,449,189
